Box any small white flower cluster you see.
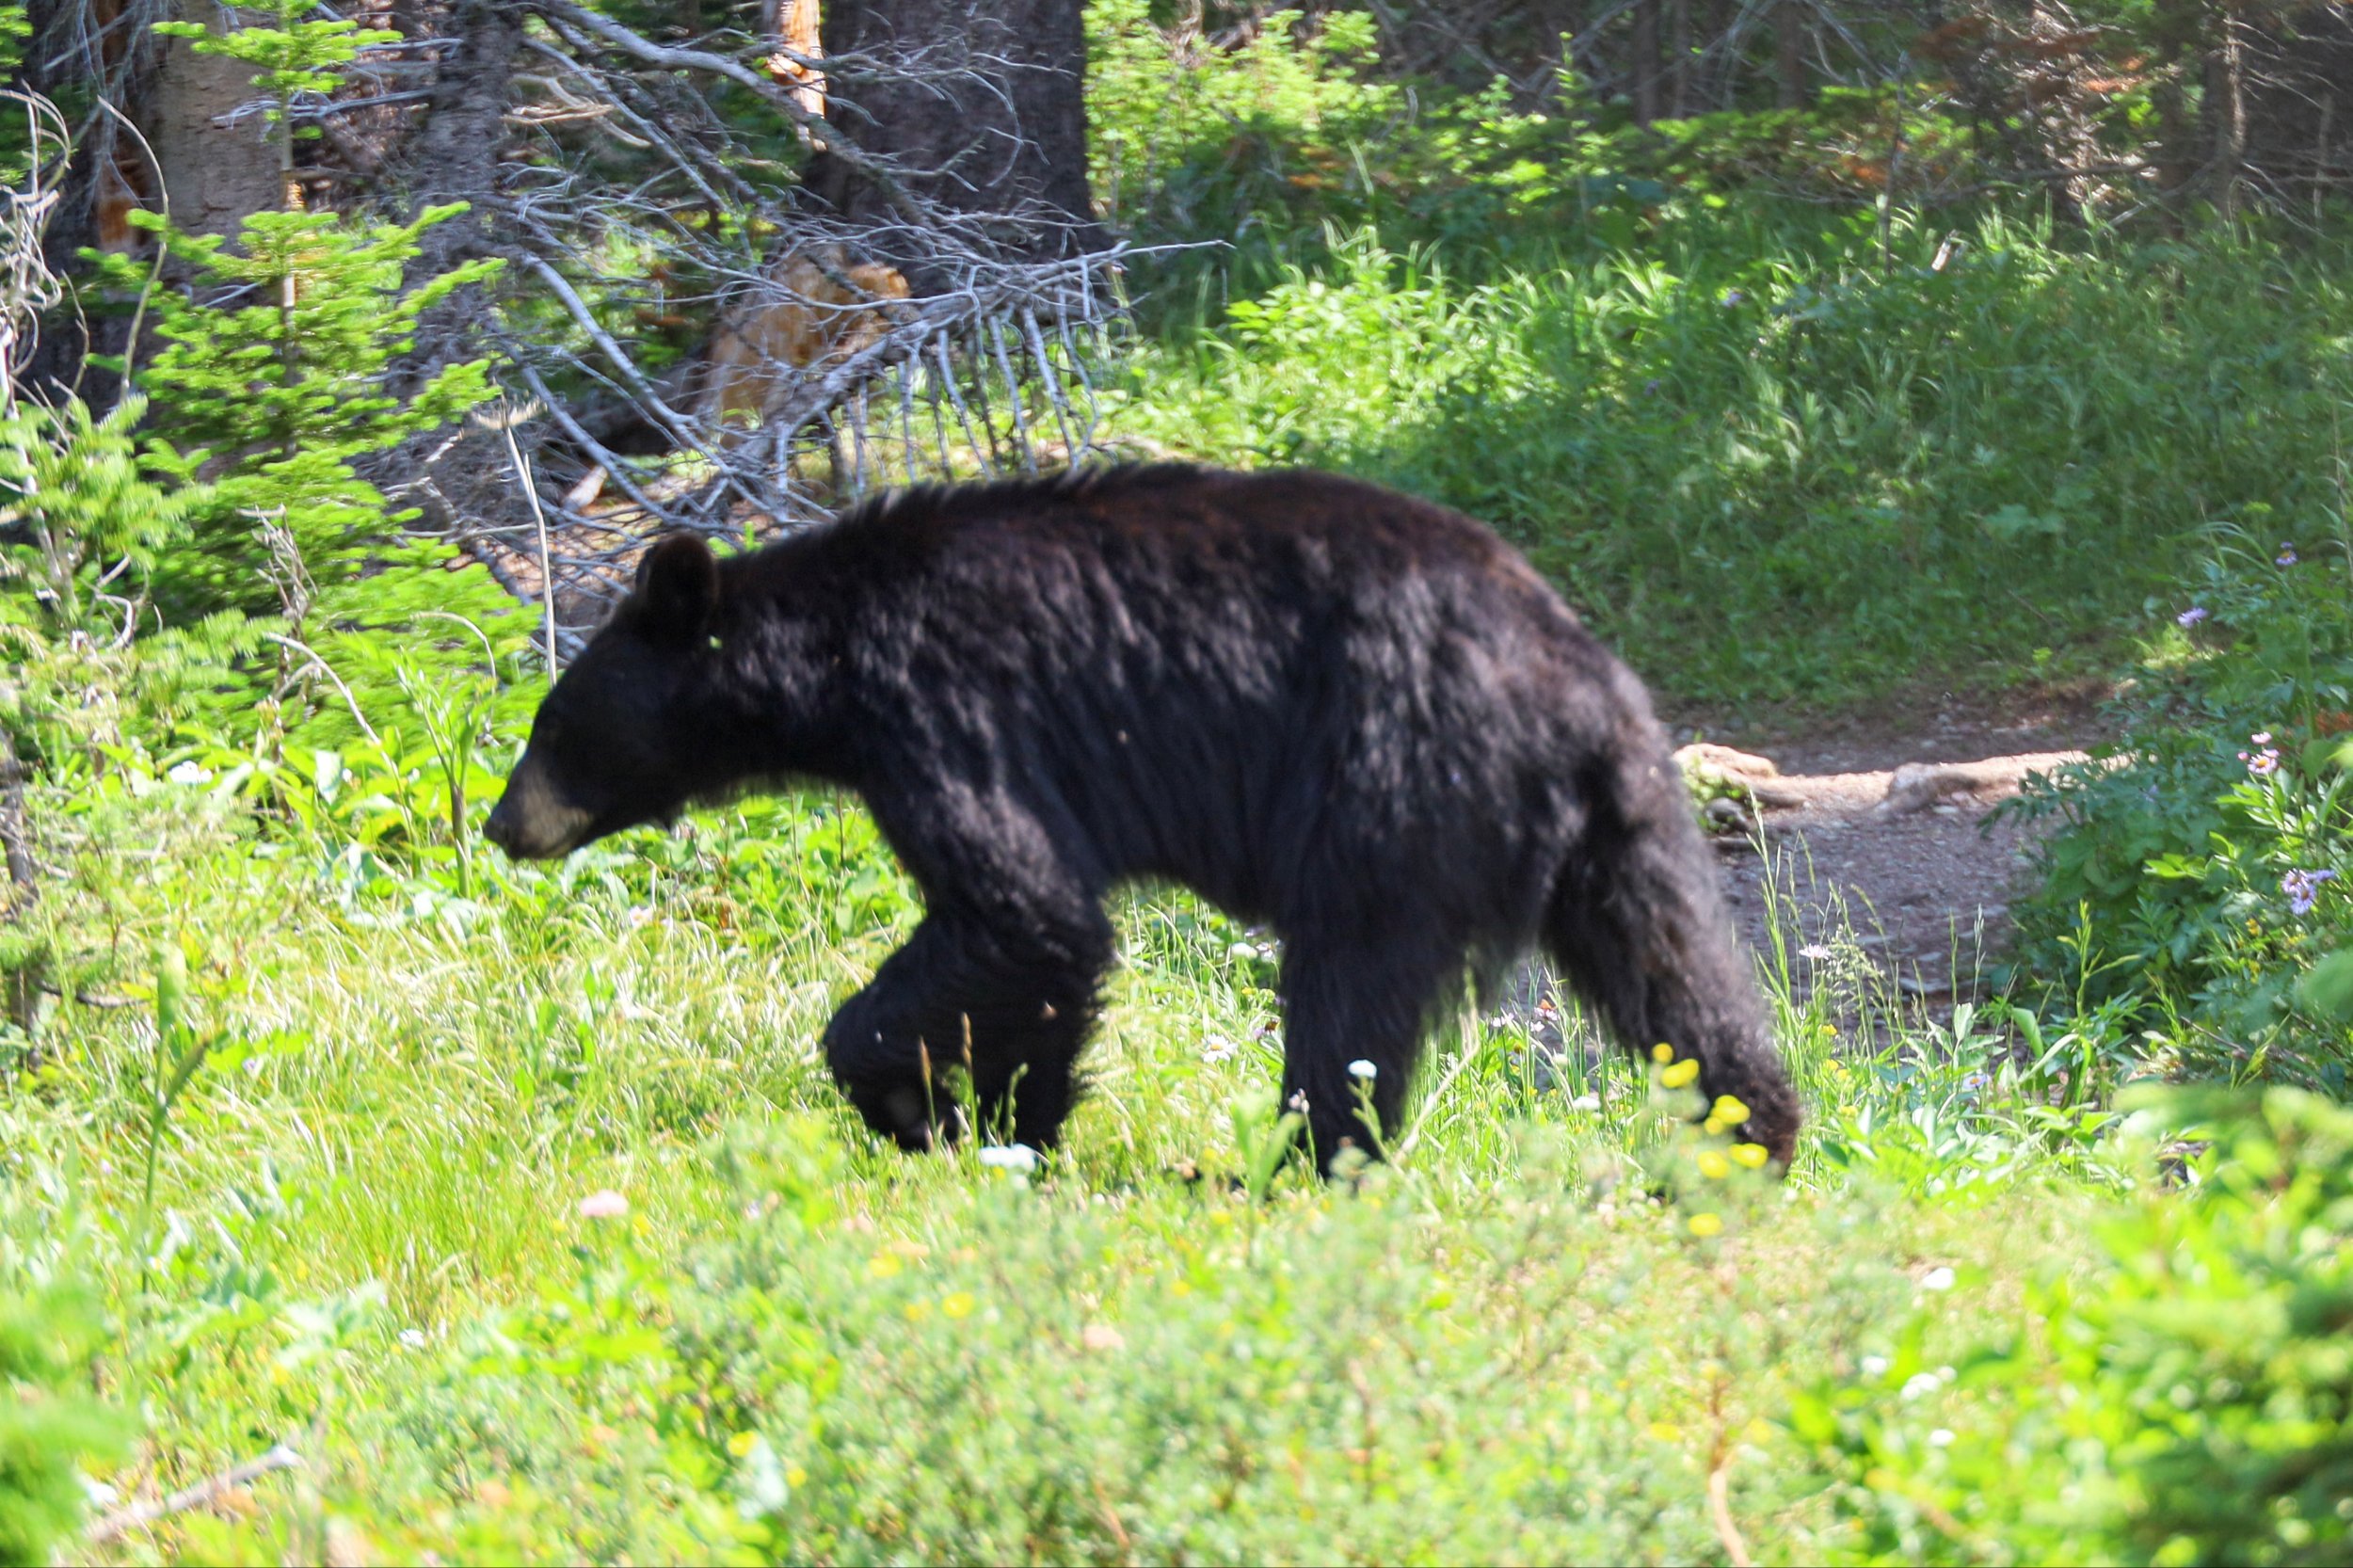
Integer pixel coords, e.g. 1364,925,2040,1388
978,1144,1039,1174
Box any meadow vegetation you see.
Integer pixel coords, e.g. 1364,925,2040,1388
6,4,2353,1564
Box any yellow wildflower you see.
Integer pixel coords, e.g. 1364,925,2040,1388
727,1432,760,1459
867,1254,903,1280
1661,1059,1700,1089
1730,1143,1770,1168
942,1291,976,1320
1710,1095,1751,1126
1652,1042,1676,1063
1696,1150,1731,1180
1646,1421,1683,1442
1688,1211,1724,1238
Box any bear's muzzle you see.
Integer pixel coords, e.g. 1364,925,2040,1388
483,757,594,859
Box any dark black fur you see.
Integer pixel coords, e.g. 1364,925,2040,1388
484,466,1801,1168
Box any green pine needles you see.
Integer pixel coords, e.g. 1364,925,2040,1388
92,205,501,615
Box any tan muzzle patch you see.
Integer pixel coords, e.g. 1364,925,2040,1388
483,757,594,860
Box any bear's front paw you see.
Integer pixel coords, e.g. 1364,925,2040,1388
872,1086,966,1153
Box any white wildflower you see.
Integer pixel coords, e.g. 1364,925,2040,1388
398,1328,427,1351
1901,1372,1942,1400
578,1189,630,1219
167,760,213,787
1920,1266,1956,1291
1347,1059,1378,1081
978,1144,1039,1174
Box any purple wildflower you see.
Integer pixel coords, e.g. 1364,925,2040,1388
1721,289,1746,307
2252,731,2275,746
2284,868,2337,916
2244,748,2282,777
2177,606,2209,628
2279,544,2300,567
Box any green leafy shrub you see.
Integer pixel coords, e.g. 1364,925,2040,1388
2008,527,2353,1085
89,204,499,616
0,1272,125,1565
0,394,198,638
1794,1087,2353,1565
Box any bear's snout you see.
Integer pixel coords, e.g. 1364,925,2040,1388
484,757,593,860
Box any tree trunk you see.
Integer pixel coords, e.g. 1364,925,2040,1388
379,0,526,530
140,6,287,237
808,0,1104,267
1669,0,1691,118
1631,0,1660,124
1776,0,1809,110
2208,8,2249,217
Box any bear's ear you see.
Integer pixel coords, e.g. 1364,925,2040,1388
633,533,719,643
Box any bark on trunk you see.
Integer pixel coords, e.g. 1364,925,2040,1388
2209,10,2249,217
808,0,1104,268
1631,0,1660,124
1669,0,1691,118
141,7,286,237
1776,0,1810,110
379,0,525,530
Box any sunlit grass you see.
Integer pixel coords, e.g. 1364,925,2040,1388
0,784,2147,1562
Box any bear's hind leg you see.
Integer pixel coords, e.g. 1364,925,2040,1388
1541,744,1801,1162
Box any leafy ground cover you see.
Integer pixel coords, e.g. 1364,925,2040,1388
0,766,2171,1563
8,764,2349,1563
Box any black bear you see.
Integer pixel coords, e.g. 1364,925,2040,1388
484,466,1800,1169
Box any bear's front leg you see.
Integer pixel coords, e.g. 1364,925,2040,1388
823,905,1112,1154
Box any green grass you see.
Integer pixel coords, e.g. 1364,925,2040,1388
1110,211,2353,709
4,777,2142,1564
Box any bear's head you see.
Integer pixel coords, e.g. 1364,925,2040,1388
485,534,722,859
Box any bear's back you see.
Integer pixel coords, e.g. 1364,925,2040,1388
756,464,1579,647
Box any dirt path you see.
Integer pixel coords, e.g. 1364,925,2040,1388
1506,690,2108,1046
1688,690,2106,1016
